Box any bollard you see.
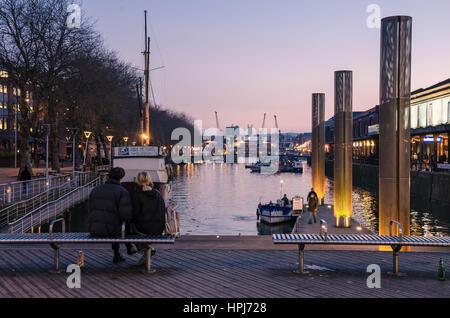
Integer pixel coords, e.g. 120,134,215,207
6,186,12,204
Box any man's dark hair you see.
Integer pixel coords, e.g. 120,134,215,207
109,167,126,181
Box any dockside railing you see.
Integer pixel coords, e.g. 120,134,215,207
0,171,96,207
8,177,102,234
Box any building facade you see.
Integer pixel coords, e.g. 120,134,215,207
324,78,450,171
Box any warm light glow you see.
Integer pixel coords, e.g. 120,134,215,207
142,134,150,140
106,135,114,142
123,137,129,143
84,131,92,139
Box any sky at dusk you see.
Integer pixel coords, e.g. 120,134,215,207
82,0,450,133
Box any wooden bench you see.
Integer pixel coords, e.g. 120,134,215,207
273,220,450,275
0,219,176,273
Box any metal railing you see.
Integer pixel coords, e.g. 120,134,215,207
8,177,102,234
0,181,73,228
0,171,96,207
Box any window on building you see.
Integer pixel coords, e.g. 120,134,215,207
427,103,433,126
448,101,450,124
411,105,418,129
419,103,427,128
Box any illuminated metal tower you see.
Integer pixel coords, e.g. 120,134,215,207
379,16,412,237
311,93,325,204
334,71,353,228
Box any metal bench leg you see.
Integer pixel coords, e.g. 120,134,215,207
145,244,155,274
294,244,309,274
390,245,406,277
50,244,61,273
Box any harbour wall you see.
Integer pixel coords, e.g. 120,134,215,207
324,160,450,206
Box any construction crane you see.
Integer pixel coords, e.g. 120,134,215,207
261,113,267,129
214,111,220,131
274,115,280,133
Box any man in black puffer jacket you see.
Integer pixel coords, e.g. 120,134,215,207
88,167,137,264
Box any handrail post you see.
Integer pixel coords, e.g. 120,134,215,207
320,219,328,241
49,218,66,240
389,220,403,241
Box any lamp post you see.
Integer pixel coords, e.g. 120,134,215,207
107,135,114,169
83,131,92,169
123,137,129,146
280,180,284,198
40,124,51,184
14,104,17,169
69,128,79,179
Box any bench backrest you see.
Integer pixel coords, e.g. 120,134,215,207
273,234,450,247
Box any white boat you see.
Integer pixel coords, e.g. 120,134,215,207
113,146,171,201
257,203,296,224
256,196,304,224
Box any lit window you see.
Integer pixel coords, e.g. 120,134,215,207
448,101,450,124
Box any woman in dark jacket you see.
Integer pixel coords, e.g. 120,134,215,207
132,172,167,265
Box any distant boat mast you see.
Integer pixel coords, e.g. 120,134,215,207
143,10,151,145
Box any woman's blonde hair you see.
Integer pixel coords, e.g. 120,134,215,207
136,171,153,192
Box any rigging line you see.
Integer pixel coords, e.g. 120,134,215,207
148,20,166,66
149,76,157,107
148,19,168,106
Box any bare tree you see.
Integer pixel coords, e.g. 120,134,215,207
0,0,98,174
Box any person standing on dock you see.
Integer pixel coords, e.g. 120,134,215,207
307,188,319,224
282,194,290,207
19,165,32,197
88,167,138,264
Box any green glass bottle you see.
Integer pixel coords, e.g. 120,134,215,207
438,258,445,281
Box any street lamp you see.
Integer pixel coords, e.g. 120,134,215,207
123,137,129,146
280,180,284,198
69,128,79,179
107,135,114,169
83,131,92,168
142,134,150,145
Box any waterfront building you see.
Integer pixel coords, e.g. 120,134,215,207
410,78,450,169
324,78,450,171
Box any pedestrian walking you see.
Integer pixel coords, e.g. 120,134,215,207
19,165,32,198
307,188,319,224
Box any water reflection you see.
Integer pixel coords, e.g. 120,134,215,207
171,163,449,236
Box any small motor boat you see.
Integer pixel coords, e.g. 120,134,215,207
257,202,296,224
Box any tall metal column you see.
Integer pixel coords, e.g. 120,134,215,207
334,71,353,228
311,94,325,204
379,16,412,237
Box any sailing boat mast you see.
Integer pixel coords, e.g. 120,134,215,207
143,10,151,145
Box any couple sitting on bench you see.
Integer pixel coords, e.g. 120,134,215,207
88,167,166,266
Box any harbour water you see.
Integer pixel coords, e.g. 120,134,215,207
66,162,449,236
170,162,449,236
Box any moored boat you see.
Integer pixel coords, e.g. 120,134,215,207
257,203,296,224
113,146,171,201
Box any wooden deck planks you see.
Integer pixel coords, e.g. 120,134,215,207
0,248,448,298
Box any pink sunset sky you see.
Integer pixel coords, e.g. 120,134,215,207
83,0,450,133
